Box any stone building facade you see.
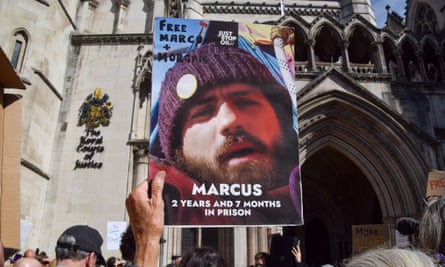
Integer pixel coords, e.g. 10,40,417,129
0,0,444,266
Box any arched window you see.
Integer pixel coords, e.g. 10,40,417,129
313,24,342,63
382,37,399,80
10,30,28,72
401,41,421,82
414,3,437,34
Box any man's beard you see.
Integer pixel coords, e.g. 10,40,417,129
174,129,297,191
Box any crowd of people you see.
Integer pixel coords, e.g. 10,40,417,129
123,171,445,267
0,172,444,267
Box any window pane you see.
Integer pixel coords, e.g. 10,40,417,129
11,40,23,68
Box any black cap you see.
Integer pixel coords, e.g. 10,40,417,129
56,225,106,265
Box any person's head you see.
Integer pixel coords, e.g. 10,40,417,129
106,257,125,267
345,247,435,267
55,225,106,267
419,196,445,254
172,255,182,267
158,43,298,189
119,226,135,262
23,250,35,259
35,251,50,267
254,252,270,267
12,258,41,267
179,247,225,267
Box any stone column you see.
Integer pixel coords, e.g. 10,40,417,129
162,228,182,264
258,227,269,252
395,50,407,79
307,39,316,71
133,144,148,185
373,41,387,73
233,227,248,267
77,0,98,32
342,41,351,72
114,0,130,33
436,53,445,81
246,227,257,266
416,51,428,81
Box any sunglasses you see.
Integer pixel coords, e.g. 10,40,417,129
10,253,23,264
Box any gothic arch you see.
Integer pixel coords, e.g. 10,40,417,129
280,17,309,37
310,19,343,41
285,22,308,62
344,22,377,42
310,22,343,63
419,35,440,50
399,37,421,81
298,89,429,220
421,38,442,82
382,36,400,80
345,25,376,64
407,1,438,34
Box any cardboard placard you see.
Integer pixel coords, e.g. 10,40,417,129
426,170,445,197
352,224,391,254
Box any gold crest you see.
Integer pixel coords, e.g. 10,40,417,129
78,88,113,128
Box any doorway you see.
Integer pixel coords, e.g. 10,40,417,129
292,146,382,265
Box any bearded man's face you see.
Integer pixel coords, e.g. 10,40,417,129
175,83,296,190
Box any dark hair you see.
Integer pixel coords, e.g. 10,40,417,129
179,247,226,267
254,252,271,266
55,234,90,261
119,226,135,262
106,257,118,267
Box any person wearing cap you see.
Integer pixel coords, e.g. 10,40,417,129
150,42,301,225
54,225,106,267
125,171,165,267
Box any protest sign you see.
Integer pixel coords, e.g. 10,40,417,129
352,224,391,254
426,169,445,198
149,17,301,226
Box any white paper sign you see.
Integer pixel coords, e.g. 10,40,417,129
107,221,127,250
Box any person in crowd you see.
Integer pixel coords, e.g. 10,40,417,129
12,258,41,267
291,244,303,267
253,252,271,267
419,195,445,265
126,170,229,267
35,251,50,267
119,226,136,264
106,257,126,267
125,171,165,267
344,247,435,267
23,251,34,259
166,256,182,267
396,216,420,248
54,225,106,267
173,256,182,267
150,42,301,225
178,247,225,267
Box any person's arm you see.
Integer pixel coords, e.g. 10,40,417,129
126,171,165,267
291,244,303,267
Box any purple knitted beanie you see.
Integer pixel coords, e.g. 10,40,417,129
158,42,291,160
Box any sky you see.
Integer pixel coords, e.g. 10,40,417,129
371,0,406,28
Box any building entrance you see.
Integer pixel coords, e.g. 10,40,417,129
289,146,382,266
